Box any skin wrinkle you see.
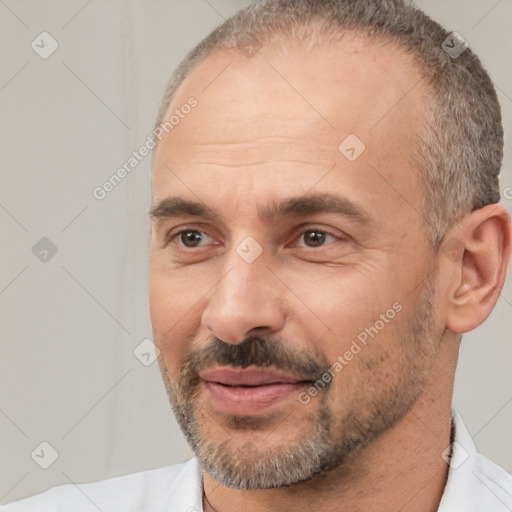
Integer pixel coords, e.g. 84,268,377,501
165,145,341,170
170,160,334,169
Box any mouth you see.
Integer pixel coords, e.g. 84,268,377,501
199,366,312,416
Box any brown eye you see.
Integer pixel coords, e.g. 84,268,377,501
179,230,204,247
300,230,334,248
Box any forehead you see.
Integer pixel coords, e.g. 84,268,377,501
152,35,427,228
161,34,424,137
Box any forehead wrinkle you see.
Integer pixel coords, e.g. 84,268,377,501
163,131,340,175
170,133,337,162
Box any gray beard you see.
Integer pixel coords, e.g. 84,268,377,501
159,271,441,490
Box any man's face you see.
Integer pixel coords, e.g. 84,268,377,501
149,36,445,489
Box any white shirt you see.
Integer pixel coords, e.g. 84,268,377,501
2,411,511,511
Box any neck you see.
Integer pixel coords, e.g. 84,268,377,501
203,337,458,512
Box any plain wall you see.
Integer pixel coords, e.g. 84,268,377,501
1,0,511,503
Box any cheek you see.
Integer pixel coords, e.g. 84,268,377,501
281,265,397,352
149,263,206,373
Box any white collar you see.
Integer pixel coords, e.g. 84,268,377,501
437,409,512,511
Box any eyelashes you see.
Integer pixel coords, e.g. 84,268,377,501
167,225,346,251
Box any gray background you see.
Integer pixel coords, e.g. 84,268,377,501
1,0,511,504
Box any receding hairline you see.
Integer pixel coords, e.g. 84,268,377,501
156,28,427,129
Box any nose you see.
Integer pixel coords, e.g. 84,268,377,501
201,248,285,344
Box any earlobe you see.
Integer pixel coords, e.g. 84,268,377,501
443,203,512,334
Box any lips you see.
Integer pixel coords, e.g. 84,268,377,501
200,367,307,386
199,366,311,416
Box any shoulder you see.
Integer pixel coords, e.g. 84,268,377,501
0,458,202,512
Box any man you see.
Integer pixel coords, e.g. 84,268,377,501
3,0,511,510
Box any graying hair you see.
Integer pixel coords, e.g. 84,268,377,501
154,0,503,247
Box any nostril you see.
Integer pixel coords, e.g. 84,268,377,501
248,326,269,335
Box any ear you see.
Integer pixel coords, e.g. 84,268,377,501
442,203,512,334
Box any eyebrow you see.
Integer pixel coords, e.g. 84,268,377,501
149,194,370,225
149,197,214,222
261,194,370,224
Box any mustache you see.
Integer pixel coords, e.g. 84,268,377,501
177,336,331,389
